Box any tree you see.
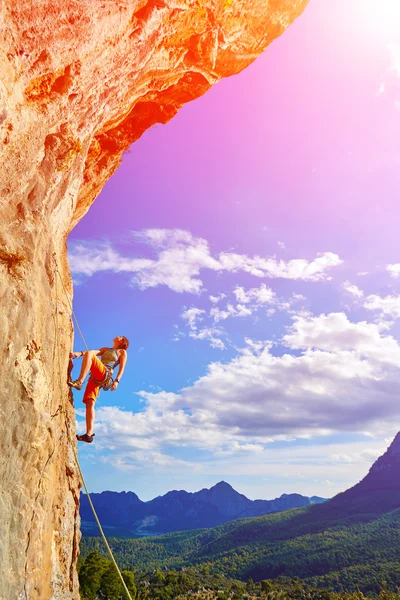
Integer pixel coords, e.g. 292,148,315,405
122,570,137,600
100,564,124,600
261,580,274,595
79,551,109,600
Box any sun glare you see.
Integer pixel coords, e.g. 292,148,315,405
363,0,400,37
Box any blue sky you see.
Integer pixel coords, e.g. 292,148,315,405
68,0,400,501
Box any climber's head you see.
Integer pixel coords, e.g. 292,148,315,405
113,336,130,350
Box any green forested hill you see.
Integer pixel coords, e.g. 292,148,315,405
80,506,400,594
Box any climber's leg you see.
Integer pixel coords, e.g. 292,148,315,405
75,361,102,442
76,350,98,384
78,377,101,440
69,351,100,390
85,399,95,436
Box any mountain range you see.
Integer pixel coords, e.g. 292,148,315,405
80,482,326,536
81,433,400,594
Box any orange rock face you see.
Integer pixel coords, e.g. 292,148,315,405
0,1,308,598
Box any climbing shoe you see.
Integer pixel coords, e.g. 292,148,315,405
76,433,95,443
68,379,83,391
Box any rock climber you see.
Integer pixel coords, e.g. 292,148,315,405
68,336,129,443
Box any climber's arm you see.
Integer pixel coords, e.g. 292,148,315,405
70,348,103,359
111,350,127,391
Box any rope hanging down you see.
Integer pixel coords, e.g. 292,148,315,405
53,256,134,600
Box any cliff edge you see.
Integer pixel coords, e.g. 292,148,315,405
0,1,308,598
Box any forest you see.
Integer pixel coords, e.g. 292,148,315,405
80,506,400,596
78,550,400,600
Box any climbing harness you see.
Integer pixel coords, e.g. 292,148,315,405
52,255,134,600
91,365,114,391
93,348,120,391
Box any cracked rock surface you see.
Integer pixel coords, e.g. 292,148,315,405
0,1,308,598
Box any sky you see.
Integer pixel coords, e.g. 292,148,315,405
68,0,400,502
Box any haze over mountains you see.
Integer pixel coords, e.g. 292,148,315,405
80,481,326,536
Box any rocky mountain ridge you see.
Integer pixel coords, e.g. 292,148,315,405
80,481,326,536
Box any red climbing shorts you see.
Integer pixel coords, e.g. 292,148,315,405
83,356,107,403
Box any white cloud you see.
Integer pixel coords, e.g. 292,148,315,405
283,312,400,363
292,293,306,302
69,229,343,294
182,306,226,349
214,441,265,456
84,403,390,498
181,284,286,348
210,303,252,322
100,450,198,473
172,324,185,342
236,304,254,317
387,263,400,278
218,250,342,281
241,338,270,355
208,291,279,323
131,312,400,451
209,293,227,304
181,286,306,350
330,448,383,464
208,285,303,324
233,284,276,305
342,281,364,298
182,307,205,330
364,293,400,319
69,230,218,294
189,327,226,350
68,243,153,277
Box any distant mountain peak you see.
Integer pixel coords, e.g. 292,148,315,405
210,481,234,490
328,431,400,513
369,432,400,476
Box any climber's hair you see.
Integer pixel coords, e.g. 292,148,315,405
118,336,129,349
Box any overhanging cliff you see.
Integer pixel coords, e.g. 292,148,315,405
0,1,308,598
